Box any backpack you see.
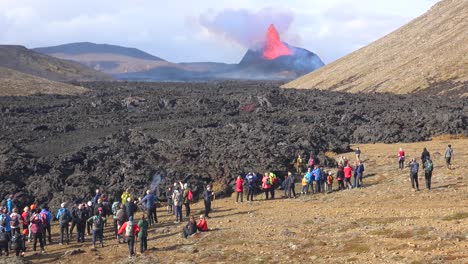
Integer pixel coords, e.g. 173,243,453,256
0,230,7,243
187,190,193,202
117,210,126,224
0,215,6,227
411,163,419,174
426,160,433,172
10,214,20,228
93,216,103,230
40,212,48,225
59,209,70,225
173,191,181,204
125,222,133,237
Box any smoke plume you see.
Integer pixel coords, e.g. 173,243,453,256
149,174,162,196
199,7,295,49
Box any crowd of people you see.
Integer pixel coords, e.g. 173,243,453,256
0,144,454,259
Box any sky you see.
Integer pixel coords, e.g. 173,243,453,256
0,0,440,64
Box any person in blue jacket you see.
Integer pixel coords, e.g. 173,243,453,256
140,190,156,226
40,206,52,244
56,203,72,245
304,167,313,194
355,161,365,188
312,165,322,193
0,209,11,234
6,195,14,214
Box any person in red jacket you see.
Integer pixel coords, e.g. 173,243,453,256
235,175,244,203
343,163,353,189
398,148,405,170
261,173,271,200
196,215,208,232
118,216,140,258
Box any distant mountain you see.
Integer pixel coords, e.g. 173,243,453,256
34,42,167,74
282,0,468,97
35,27,324,81
0,45,112,82
0,66,89,96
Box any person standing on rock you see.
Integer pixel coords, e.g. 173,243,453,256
398,148,405,170
235,175,244,203
56,202,72,245
421,148,430,169
355,147,361,161
445,144,454,169
409,158,420,191
343,163,353,189
262,173,271,199
141,190,156,225
424,158,434,190
203,185,215,218
172,186,183,223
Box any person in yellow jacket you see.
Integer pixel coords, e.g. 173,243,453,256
121,189,133,206
301,175,308,194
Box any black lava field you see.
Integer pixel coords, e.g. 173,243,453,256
0,81,467,208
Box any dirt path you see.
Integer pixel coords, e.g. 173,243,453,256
13,138,468,263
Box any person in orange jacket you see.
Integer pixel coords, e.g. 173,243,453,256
118,216,140,258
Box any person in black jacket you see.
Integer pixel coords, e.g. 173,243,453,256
181,216,197,238
421,148,430,169
203,185,215,218
125,198,137,219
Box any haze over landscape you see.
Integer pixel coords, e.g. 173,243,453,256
0,0,467,263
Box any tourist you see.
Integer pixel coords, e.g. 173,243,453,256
398,148,405,170
424,158,434,190
268,172,277,199
10,207,21,236
409,158,420,191
6,195,14,214
326,172,334,193
11,231,26,257
56,202,72,245
93,189,102,206
121,189,133,206
30,210,45,254
245,172,258,201
0,221,10,257
172,186,183,223
111,197,121,239
116,204,127,243
355,161,365,188
21,206,30,241
355,147,361,161
304,167,313,194
85,201,93,236
125,198,137,219
421,148,430,169
262,173,271,199
0,209,11,237
235,175,244,203
301,174,308,194
203,185,215,218
87,208,106,248
118,216,140,258
445,144,454,169
141,190,156,225
197,215,208,232
181,183,191,218
74,204,87,243
343,163,353,189
137,214,149,254
312,165,322,193
39,206,52,244
181,216,197,238
336,166,345,191
166,187,173,214
285,172,296,198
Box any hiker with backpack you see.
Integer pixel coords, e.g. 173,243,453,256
39,206,52,245
137,214,148,254
235,175,244,203
409,158,420,191
245,172,259,201
10,207,21,236
75,204,87,243
268,172,278,199
261,173,271,200
0,209,11,237
421,148,431,169
424,158,434,190
398,148,405,170
21,206,30,241
116,204,127,243
203,185,215,218
445,144,454,169
87,207,106,248
181,183,192,218
118,216,140,258
56,203,72,245
141,190,157,225
30,210,45,254
181,215,197,239
111,197,121,239
172,186,183,223
0,221,10,257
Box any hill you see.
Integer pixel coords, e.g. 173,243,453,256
34,42,170,75
0,66,89,96
0,45,112,81
282,0,468,97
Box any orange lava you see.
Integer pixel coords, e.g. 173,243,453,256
262,24,292,60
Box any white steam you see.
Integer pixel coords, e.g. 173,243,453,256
199,7,296,49
149,174,162,197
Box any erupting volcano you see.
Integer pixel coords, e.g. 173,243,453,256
262,24,292,60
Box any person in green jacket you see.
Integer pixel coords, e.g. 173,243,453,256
137,214,149,254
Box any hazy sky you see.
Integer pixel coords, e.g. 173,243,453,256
0,0,440,63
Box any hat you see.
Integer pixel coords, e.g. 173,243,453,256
87,201,92,207
61,202,66,208
129,216,133,222
30,204,36,210
127,197,132,202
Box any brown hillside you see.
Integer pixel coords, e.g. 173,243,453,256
282,0,468,97
0,45,112,81
0,66,89,96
